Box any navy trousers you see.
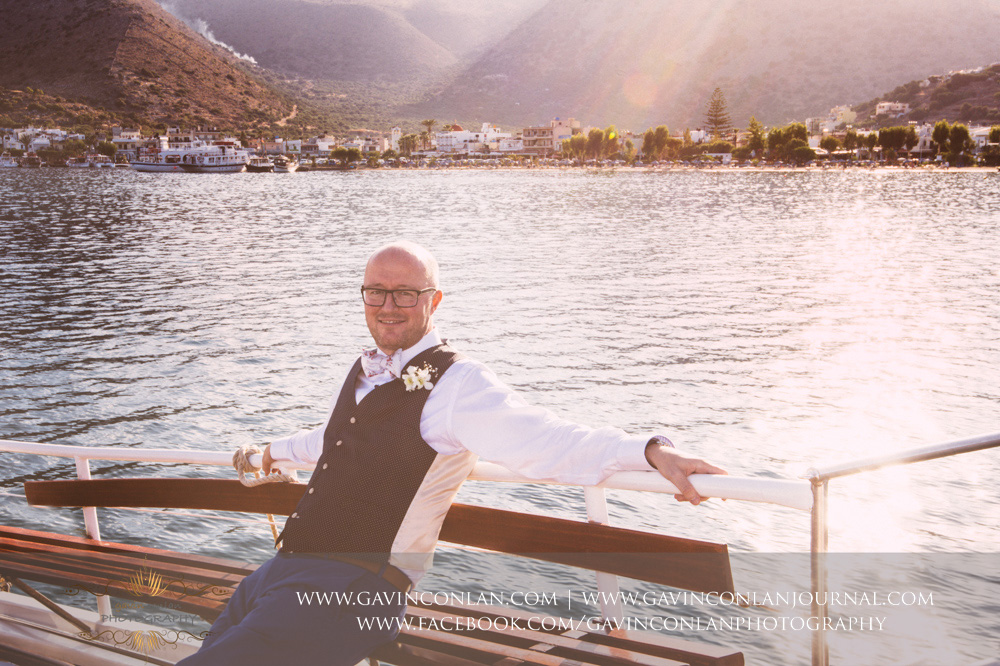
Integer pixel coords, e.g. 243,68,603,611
178,553,406,666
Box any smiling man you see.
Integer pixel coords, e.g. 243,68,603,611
179,241,725,665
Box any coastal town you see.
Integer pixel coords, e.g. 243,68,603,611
3,98,999,171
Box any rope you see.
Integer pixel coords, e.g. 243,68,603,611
232,444,296,487
233,444,296,545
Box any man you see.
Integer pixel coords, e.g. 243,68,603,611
180,241,725,665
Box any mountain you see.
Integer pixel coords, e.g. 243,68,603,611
160,0,456,83
0,0,294,129
407,0,1000,131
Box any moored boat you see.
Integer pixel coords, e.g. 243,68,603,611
272,155,298,173
67,154,115,168
19,153,43,168
0,152,18,168
179,140,250,173
246,155,274,172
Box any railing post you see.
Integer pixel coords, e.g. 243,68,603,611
74,456,112,621
583,486,624,622
810,477,829,666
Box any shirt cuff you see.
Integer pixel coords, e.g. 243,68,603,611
268,434,295,463
618,433,658,471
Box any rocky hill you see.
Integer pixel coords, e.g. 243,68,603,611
855,64,1000,127
0,0,295,130
406,0,1000,131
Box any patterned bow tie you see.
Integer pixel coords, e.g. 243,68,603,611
361,347,402,379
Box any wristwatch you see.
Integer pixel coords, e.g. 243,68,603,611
646,435,675,449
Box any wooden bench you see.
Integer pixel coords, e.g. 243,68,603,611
5,478,743,666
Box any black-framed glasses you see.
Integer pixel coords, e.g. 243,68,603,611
361,287,436,308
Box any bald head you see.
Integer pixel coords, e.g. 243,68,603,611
362,241,443,353
365,241,439,289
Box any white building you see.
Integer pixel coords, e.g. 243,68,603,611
302,134,337,157
875,101,911,117
497,137,524,153
3,134,25,151
435,123,512,154
111,127,143,159
390,127,402,152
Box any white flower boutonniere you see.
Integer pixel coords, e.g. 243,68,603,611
402,362,436,392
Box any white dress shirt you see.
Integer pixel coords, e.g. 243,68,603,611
270,329,654,484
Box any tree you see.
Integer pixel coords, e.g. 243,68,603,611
96,141,116,158
564,134,587,162
397,134,418,156
641,130,655,160
843,128,859,152
932,120,950,155
704,87,732,138
602,125,619,158
420,119,437,138
791,144,817,164
819,135,841,156
949,123,972,165
989,126,1000,143
746,116,766,155
653,125,670,159
624,139,637,163
585,128,605,160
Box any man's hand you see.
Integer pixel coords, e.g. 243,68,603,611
261,443,275,475
644,441,727,505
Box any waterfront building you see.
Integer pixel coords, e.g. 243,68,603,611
111,126,143,161
435,123,511,155
302,134,337,158
521,117,581,155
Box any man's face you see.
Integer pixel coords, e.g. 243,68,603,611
363,249,441,353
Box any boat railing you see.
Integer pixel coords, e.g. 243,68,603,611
805,430,1000,666
1,433,998,666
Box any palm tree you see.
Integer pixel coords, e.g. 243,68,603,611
420,119,437,150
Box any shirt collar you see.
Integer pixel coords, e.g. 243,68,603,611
396,328,443,371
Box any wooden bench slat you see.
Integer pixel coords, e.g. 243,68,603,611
25,479,734,593
1,523,742,665
0,555,226,620
0,525,257,577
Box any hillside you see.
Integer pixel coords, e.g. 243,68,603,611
0,0,295,130
855,64,1000,127
162,0,457,83
407,0,1000,131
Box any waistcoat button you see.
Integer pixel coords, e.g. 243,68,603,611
322,463,328,469
336,440,343,446
308,488,315,494
350,417,356,424
291,513,298,518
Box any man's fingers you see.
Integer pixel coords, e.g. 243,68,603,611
671,474,702,505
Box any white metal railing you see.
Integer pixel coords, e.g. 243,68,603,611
5,434,996,665
0,438,812,628
804,431,1000,666
0,439,814,511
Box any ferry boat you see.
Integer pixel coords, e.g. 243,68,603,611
272,155,298,173
131,138,211,173
0,433,994,665
0,152,18,168
179,140,250,173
